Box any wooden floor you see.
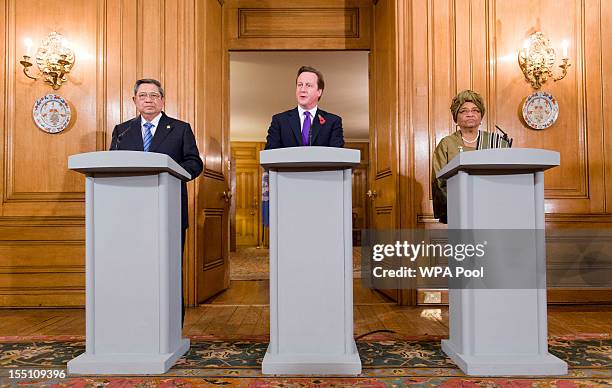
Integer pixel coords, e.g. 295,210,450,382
1,280,611,340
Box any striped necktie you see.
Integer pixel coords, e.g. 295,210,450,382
143,122,153,152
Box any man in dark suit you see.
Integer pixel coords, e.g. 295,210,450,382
109,78,203,324
265,66,344,149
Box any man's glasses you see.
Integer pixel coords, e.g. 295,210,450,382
136,92,162,100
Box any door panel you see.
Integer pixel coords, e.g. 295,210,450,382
235,166,261,246
231,142,265,247
195,0,229,303
369,1,402,303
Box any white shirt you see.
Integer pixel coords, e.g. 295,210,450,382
297,106,318,133
141,113,162,138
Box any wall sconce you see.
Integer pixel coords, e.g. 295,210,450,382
518,32,571,90
19,32,75,90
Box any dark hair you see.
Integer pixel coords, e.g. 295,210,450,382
296,66,325,92
133,78,165,98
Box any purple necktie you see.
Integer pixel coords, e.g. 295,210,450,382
302,111,311,146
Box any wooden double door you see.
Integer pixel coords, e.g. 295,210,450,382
197,0,400,305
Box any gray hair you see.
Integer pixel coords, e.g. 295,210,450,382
133,78,165,98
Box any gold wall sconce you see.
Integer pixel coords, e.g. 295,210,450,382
518,31,571,90
20,32,75,90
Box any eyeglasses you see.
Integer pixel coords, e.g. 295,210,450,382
136,92,162,100
458,108,481,115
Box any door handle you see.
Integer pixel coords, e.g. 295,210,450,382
366,189,378,199
222,191,232,202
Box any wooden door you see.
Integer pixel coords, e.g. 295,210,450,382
234,166,260,246
229,157,237,252
368,0,408,304
231,142,263,246
194,0,230,303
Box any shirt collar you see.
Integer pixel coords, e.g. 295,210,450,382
141,113,162,127
297,105,317,119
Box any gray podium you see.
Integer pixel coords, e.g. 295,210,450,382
436,148,568,376
67,151,190,374
260,147,362,375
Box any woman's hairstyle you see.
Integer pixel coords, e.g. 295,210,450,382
450,90,485,122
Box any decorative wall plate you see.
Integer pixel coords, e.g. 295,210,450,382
32,94,71,133
522,91,559,130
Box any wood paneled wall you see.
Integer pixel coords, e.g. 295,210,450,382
2,0,610,307
0,0,370,308
1,0,104,306
371,0,612,304
406,0,612,226
0,0,216,307
224,0,372,50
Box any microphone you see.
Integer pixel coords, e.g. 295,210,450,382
309,113,318,146
495,125,513,148
309,124,313,146
112,126,131,150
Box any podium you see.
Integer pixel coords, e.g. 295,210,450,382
436,148,568,376
260,147,362,375
67,151,191,374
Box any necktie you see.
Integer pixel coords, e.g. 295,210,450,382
302,111,311,146
143,122,153,152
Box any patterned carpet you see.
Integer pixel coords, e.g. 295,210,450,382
0,334,610,386
230,247,362,280
230,247,270,280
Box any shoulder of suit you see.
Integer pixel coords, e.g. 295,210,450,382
161,114,190,128
317,109,341,121
272,108,297,119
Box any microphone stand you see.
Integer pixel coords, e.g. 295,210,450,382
112,127,132,150
495,125,513,148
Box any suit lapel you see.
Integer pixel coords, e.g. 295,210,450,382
149,112,174,152
126,117,144,150
288,108,302,145
310,109,324,145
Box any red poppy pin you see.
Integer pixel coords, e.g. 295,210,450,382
318,115,326,125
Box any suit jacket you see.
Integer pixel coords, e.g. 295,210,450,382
264,108,344,149
109,112,203,229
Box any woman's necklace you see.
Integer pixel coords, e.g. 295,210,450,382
461,131,478,144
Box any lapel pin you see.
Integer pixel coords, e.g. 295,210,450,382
166,125,171,129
